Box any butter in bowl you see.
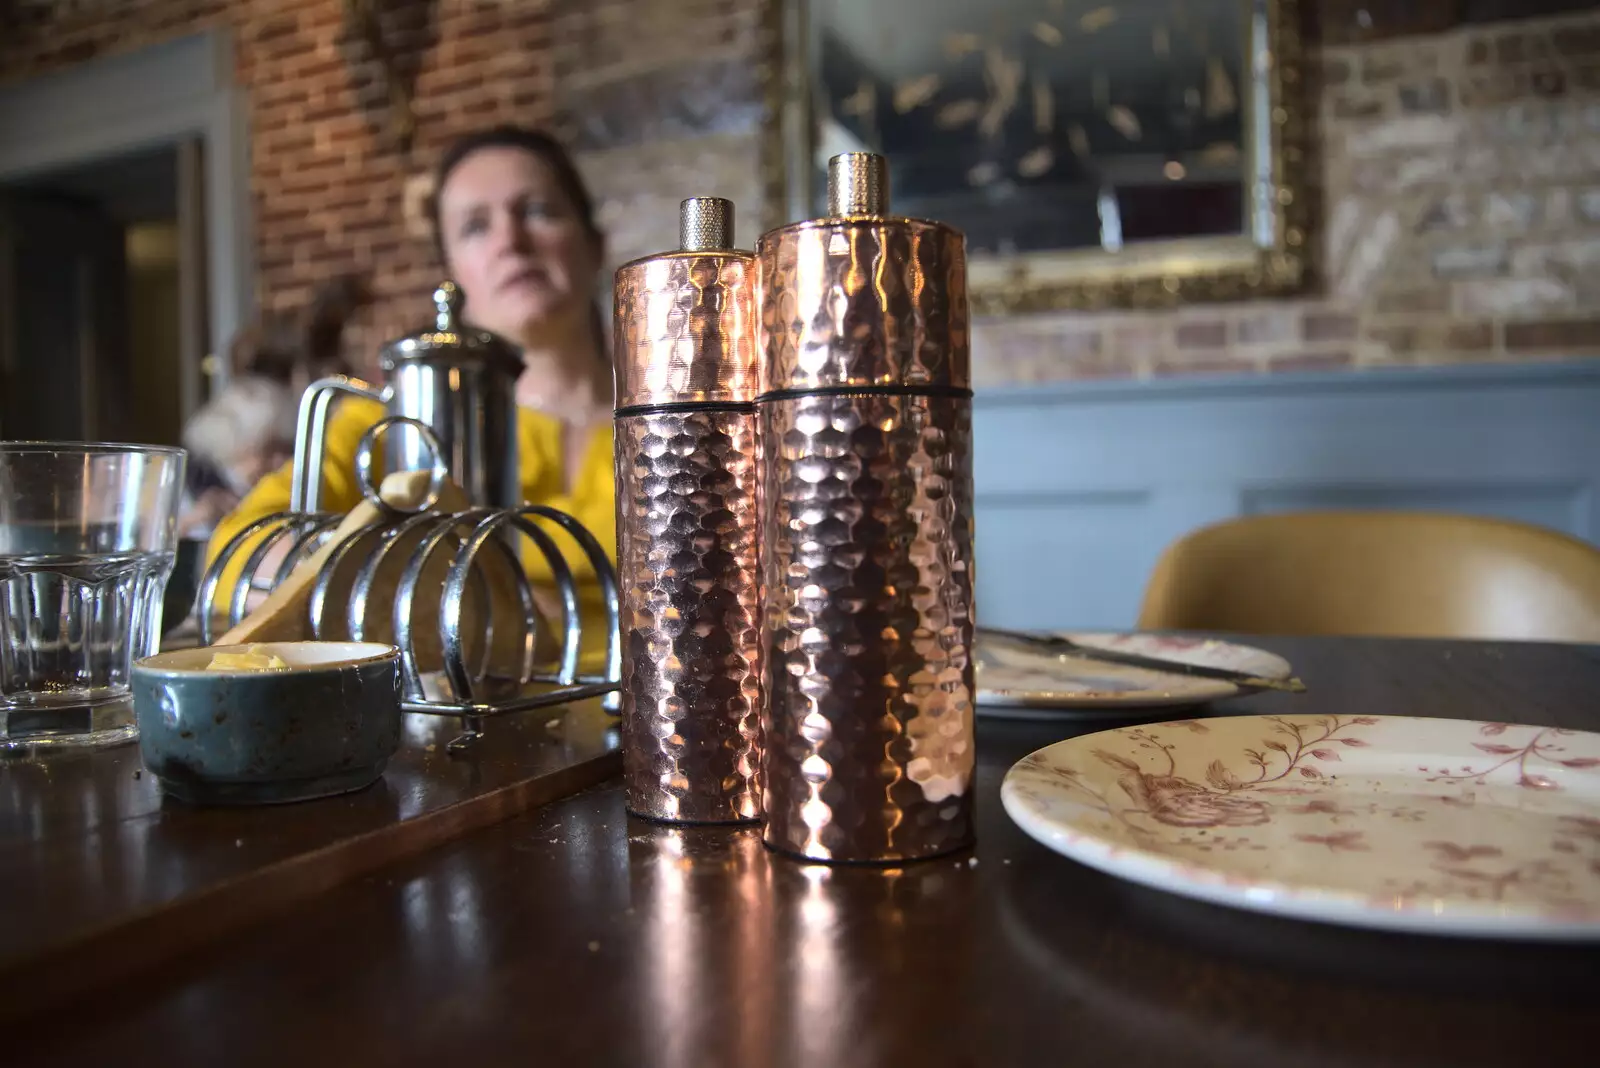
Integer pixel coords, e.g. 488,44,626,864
131,641,403,805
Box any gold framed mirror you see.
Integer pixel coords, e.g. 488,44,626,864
763,0,1310,314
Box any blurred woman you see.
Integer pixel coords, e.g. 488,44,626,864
207,127,615,669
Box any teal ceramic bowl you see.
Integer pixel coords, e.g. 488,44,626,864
132,641,403,805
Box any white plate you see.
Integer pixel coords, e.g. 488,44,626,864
1001,714,1600,940
976,632,1292,716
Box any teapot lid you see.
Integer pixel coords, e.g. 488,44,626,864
378,281,525,376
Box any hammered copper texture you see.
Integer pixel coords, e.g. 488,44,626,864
614,251,757,408
617,408,763,823
756,218,969,394
758,392,976,862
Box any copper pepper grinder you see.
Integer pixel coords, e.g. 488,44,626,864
613,197,763,824
756,152,977,863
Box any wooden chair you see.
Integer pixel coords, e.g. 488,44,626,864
1136,511,1600,643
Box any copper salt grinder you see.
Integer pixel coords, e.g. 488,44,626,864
756,152,977,863
613,197,763,824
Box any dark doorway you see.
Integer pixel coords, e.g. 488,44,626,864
0,143,202,446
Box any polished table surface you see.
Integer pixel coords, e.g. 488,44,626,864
0,699,621,1021
12,636,1600,1067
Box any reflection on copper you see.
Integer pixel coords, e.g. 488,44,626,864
755,218,970,393
756,154,976,865
614,201,763,825
757,391,977,864
613,248,757,409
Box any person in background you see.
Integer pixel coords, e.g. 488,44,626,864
245,273,371,392
176,377,297,538
176,275,371,539
206,126,616,670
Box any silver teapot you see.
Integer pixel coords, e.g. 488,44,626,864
288,282,525,512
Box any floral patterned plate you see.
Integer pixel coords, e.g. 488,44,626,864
1001,714,1600,939
976,632,1293,717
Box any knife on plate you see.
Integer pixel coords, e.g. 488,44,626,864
977,627,1308,694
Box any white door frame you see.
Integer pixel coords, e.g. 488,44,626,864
0,31,253,405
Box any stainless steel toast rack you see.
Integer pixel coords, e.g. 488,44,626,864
195,400,621,753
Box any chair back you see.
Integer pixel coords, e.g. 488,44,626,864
1136,511,1600,642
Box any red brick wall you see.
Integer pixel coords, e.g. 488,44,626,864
0,0,565,377
2,0,1596,385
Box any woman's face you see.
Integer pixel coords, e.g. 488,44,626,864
434,146,601,344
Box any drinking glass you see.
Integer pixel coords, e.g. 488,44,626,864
0,442,186,751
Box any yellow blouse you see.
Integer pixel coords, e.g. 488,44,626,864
205,396,617,673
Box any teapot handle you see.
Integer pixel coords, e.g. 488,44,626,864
288,375,389,513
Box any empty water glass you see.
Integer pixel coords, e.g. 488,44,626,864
1,442,186,752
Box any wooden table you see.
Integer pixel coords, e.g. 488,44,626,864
10,637,1600,1067
0,700,622,1023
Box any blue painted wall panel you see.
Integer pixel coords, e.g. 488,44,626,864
971,363,1600,630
